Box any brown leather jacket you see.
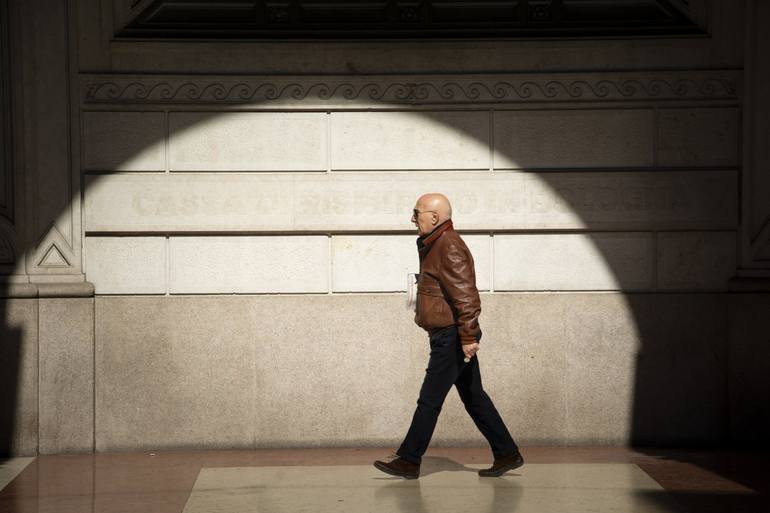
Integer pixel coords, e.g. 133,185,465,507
413,218,482,346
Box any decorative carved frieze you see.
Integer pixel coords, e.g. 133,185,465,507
81,71,740,106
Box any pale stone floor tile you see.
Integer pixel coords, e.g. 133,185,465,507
0,457,34,491
183,463,688,513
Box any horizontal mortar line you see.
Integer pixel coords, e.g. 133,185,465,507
93,292,332,297
83,230,669,237
83,169,330,175
82,169,497,175
91,290,730,298
655,228,737,233
83,229,732,237
80,100,741,115
490,101,742,110
81,166,740,175
328,167,491,172
167,291,337,296
490,166,738,173
79,65,743,75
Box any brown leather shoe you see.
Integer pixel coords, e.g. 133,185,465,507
478,450,524,477
373,457,420,479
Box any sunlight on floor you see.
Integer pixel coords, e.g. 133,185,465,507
183,463,687,513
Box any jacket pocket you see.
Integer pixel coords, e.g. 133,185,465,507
416,291,453,328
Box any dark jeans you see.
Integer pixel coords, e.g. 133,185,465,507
396,325,518,465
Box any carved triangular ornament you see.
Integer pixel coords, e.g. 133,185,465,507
37,243,70,267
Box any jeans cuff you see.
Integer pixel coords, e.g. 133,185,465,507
396,451,421,465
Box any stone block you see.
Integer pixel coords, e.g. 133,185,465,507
169,236,329,293
560,295,638,442
0,299,38,456
658,108,739,167
39,298,94,454
87,292,729,449
168,112,326,171
478,293,726,444
728,293,770,444
626,293,727,444
493,233,654,291
331,234,490,292
331,235,417,292
84,237,166,294
436,294,571,444
84,173,296,232
330,111,489,170
94,296,257,451
494,109,654,169
83,170,737,232
251,294,429,447
464,235,492,291
83,112,165,171
657,231,737,290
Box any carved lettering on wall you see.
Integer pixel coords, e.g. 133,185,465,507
83,172,736,232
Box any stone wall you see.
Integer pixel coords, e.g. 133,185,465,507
0,0,767,455
68,67,741,451
79,77,740,295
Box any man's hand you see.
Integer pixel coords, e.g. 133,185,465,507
462,342,479,360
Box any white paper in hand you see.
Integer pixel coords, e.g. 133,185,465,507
406,273,418,311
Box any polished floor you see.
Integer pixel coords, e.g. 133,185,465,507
0,447,767,513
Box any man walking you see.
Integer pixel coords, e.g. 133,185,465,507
373,193,523,479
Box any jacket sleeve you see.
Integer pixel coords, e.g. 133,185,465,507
438,240,481,345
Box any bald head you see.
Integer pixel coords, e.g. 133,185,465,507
416,193,452,223
412,193,452,236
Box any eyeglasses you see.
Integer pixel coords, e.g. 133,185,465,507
412,209,437,218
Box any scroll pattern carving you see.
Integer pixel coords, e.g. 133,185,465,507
82,72,739,105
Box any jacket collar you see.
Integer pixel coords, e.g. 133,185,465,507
417,218,453,249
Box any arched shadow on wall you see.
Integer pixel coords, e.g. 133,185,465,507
1,88,758,504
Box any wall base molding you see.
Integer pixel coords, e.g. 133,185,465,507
728,276,770,292
0,281,94,298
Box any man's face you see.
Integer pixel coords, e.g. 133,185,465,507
411,202,436,236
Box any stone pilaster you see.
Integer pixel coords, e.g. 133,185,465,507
0,0,94,457
0,0,23,282
732,0,770,290
16,0,87,291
